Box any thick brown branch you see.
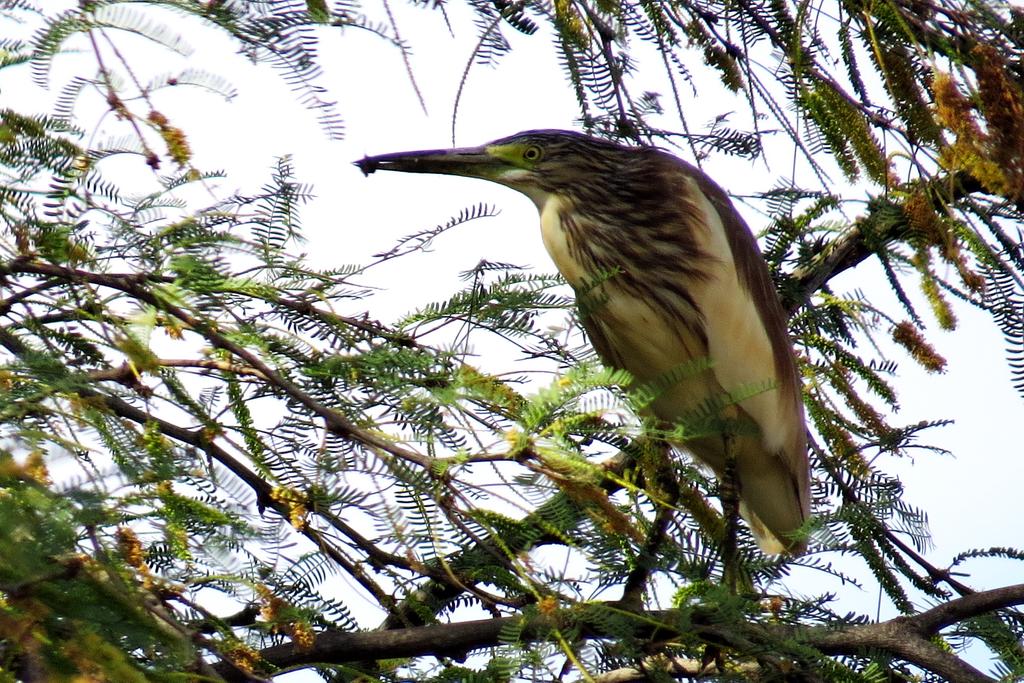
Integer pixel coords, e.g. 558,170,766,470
914,583,1024,635
809,618,992,683
785,171,1006,314
216,583,1024,682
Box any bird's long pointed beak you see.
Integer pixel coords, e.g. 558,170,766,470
355,145,500,179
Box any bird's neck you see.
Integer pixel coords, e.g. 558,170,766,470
538,194,591,286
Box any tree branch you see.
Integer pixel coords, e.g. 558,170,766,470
0,259,435,470
914,583,1024,635
215,584,1024,682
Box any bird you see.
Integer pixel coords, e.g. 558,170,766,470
356,130,809,555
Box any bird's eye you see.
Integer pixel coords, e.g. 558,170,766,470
523,145,543,162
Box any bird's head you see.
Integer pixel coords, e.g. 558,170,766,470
356,130,645,210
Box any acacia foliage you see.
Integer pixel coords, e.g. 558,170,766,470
0,0,1023,681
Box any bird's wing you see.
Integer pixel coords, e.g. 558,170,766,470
676,161,810,518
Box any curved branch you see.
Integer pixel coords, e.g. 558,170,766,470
915,583,1024,634
215,584,1024,682
783,170,1008,314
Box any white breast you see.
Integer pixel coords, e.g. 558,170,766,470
539,194,587,283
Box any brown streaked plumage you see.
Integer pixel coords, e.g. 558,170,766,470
356,130,810,554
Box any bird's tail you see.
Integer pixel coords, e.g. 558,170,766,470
740,501,807,555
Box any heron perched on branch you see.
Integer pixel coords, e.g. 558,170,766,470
357,130,809,555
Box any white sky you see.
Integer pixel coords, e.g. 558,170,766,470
9,1,1024,678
